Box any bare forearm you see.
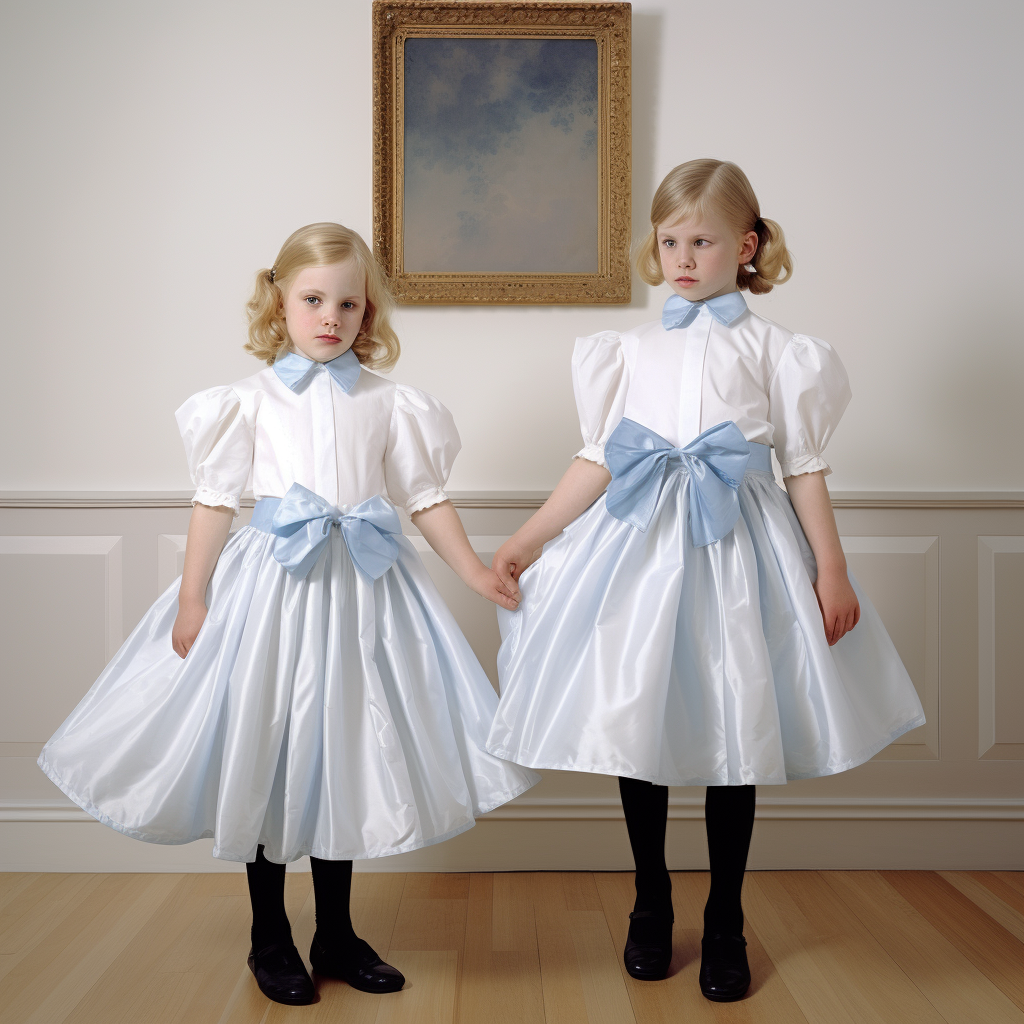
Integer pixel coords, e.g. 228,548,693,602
410,500,481,584
517,458,612,552
179,503,234,605
783,471,846,576
411,500,519,610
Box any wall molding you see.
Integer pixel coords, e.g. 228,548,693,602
2,491,1023,511
5,796,1021,824
978,535,1024,759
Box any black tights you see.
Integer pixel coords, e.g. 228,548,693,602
618,778,756,935
245,846,358,951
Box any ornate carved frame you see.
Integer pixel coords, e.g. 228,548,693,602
372,1,631,304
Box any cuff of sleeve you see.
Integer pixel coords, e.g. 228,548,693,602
779,453,832,479
574,443,608,468
192,487,241,515
406,487,450,516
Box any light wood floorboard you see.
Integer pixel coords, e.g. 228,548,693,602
0,871,1020,1024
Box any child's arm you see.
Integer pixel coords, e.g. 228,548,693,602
784,471,860,645
492,458,612,599
411,500,520,611
171,503,234,658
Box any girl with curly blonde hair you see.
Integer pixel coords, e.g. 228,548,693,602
39,221,539,1007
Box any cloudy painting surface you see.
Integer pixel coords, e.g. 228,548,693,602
403,38,598,273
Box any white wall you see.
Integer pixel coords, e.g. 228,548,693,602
1,0,1020,495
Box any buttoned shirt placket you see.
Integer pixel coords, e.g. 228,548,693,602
677,307,713,446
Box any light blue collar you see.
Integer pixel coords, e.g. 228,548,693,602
273,347,361,393
662,291,747,330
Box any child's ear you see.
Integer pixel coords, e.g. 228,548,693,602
739,230,758,263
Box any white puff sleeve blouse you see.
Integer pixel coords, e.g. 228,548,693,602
383,384,462,515
571,332,632,468
175,385,254,515
767,334,852,478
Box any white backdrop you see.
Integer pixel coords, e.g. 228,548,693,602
0,0,1020,495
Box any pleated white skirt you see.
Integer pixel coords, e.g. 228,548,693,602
39,527,540,862
487,468,925,786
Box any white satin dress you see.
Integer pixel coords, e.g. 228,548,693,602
39,348,539,863
487,295,925,787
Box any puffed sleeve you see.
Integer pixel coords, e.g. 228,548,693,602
768,334,852,478
571,331,629,468
174,385,254,515
383,384,462,515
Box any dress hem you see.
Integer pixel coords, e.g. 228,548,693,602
486,712,927,788
38,754,537,863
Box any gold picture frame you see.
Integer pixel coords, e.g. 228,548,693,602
372,1,631,304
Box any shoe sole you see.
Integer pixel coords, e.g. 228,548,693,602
310,964,404,993
247,963,316,1005
701,987,750,1002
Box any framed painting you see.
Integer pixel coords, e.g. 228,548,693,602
372,1,631,304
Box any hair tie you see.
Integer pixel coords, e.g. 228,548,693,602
269,267,277,282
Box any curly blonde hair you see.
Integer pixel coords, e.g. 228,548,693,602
245,223,400,370
636,160,793,295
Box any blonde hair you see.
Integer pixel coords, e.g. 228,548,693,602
245,222,400,370
636,159,793,295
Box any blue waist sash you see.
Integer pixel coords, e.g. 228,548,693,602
604,418,770,546
250,482,401,580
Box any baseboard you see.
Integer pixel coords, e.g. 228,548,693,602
2,797,1022,873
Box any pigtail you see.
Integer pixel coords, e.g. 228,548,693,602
741,217,793,295
244,268,289,365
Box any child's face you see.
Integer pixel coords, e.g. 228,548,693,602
282,260,367,362
656,210,757,302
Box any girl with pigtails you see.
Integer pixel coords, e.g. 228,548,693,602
39,223,539,1006
488,159,924,1001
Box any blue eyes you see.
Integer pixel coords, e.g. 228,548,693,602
303,297,357,309
661,239,710,249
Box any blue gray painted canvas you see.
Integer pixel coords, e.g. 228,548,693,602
403,37,598,273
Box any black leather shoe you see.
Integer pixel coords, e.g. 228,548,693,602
699,932,750,1001
310,933,405,993
247,941,316,1005
623,909,674,980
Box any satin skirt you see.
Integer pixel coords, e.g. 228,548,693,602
39,527,540,862
487,469,925,786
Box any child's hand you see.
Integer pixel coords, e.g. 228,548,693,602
172,599,208,659
492,538,538,600
813,569,860,646
468,564,521,612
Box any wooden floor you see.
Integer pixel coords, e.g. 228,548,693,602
0,870,1021,1024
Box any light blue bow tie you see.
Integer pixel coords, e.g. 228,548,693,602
604,419,751,545
267,483,401,580
273,347,361,393
662,291,748,330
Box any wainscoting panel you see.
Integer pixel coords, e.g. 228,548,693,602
841,535,940,759
0,493,1021,872
978,536,1024,759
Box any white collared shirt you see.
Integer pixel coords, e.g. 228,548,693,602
573,304,852,478
174,364,459,516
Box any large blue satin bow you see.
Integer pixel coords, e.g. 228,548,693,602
605,419,751,545
269,483,401,580
661,291,748,330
